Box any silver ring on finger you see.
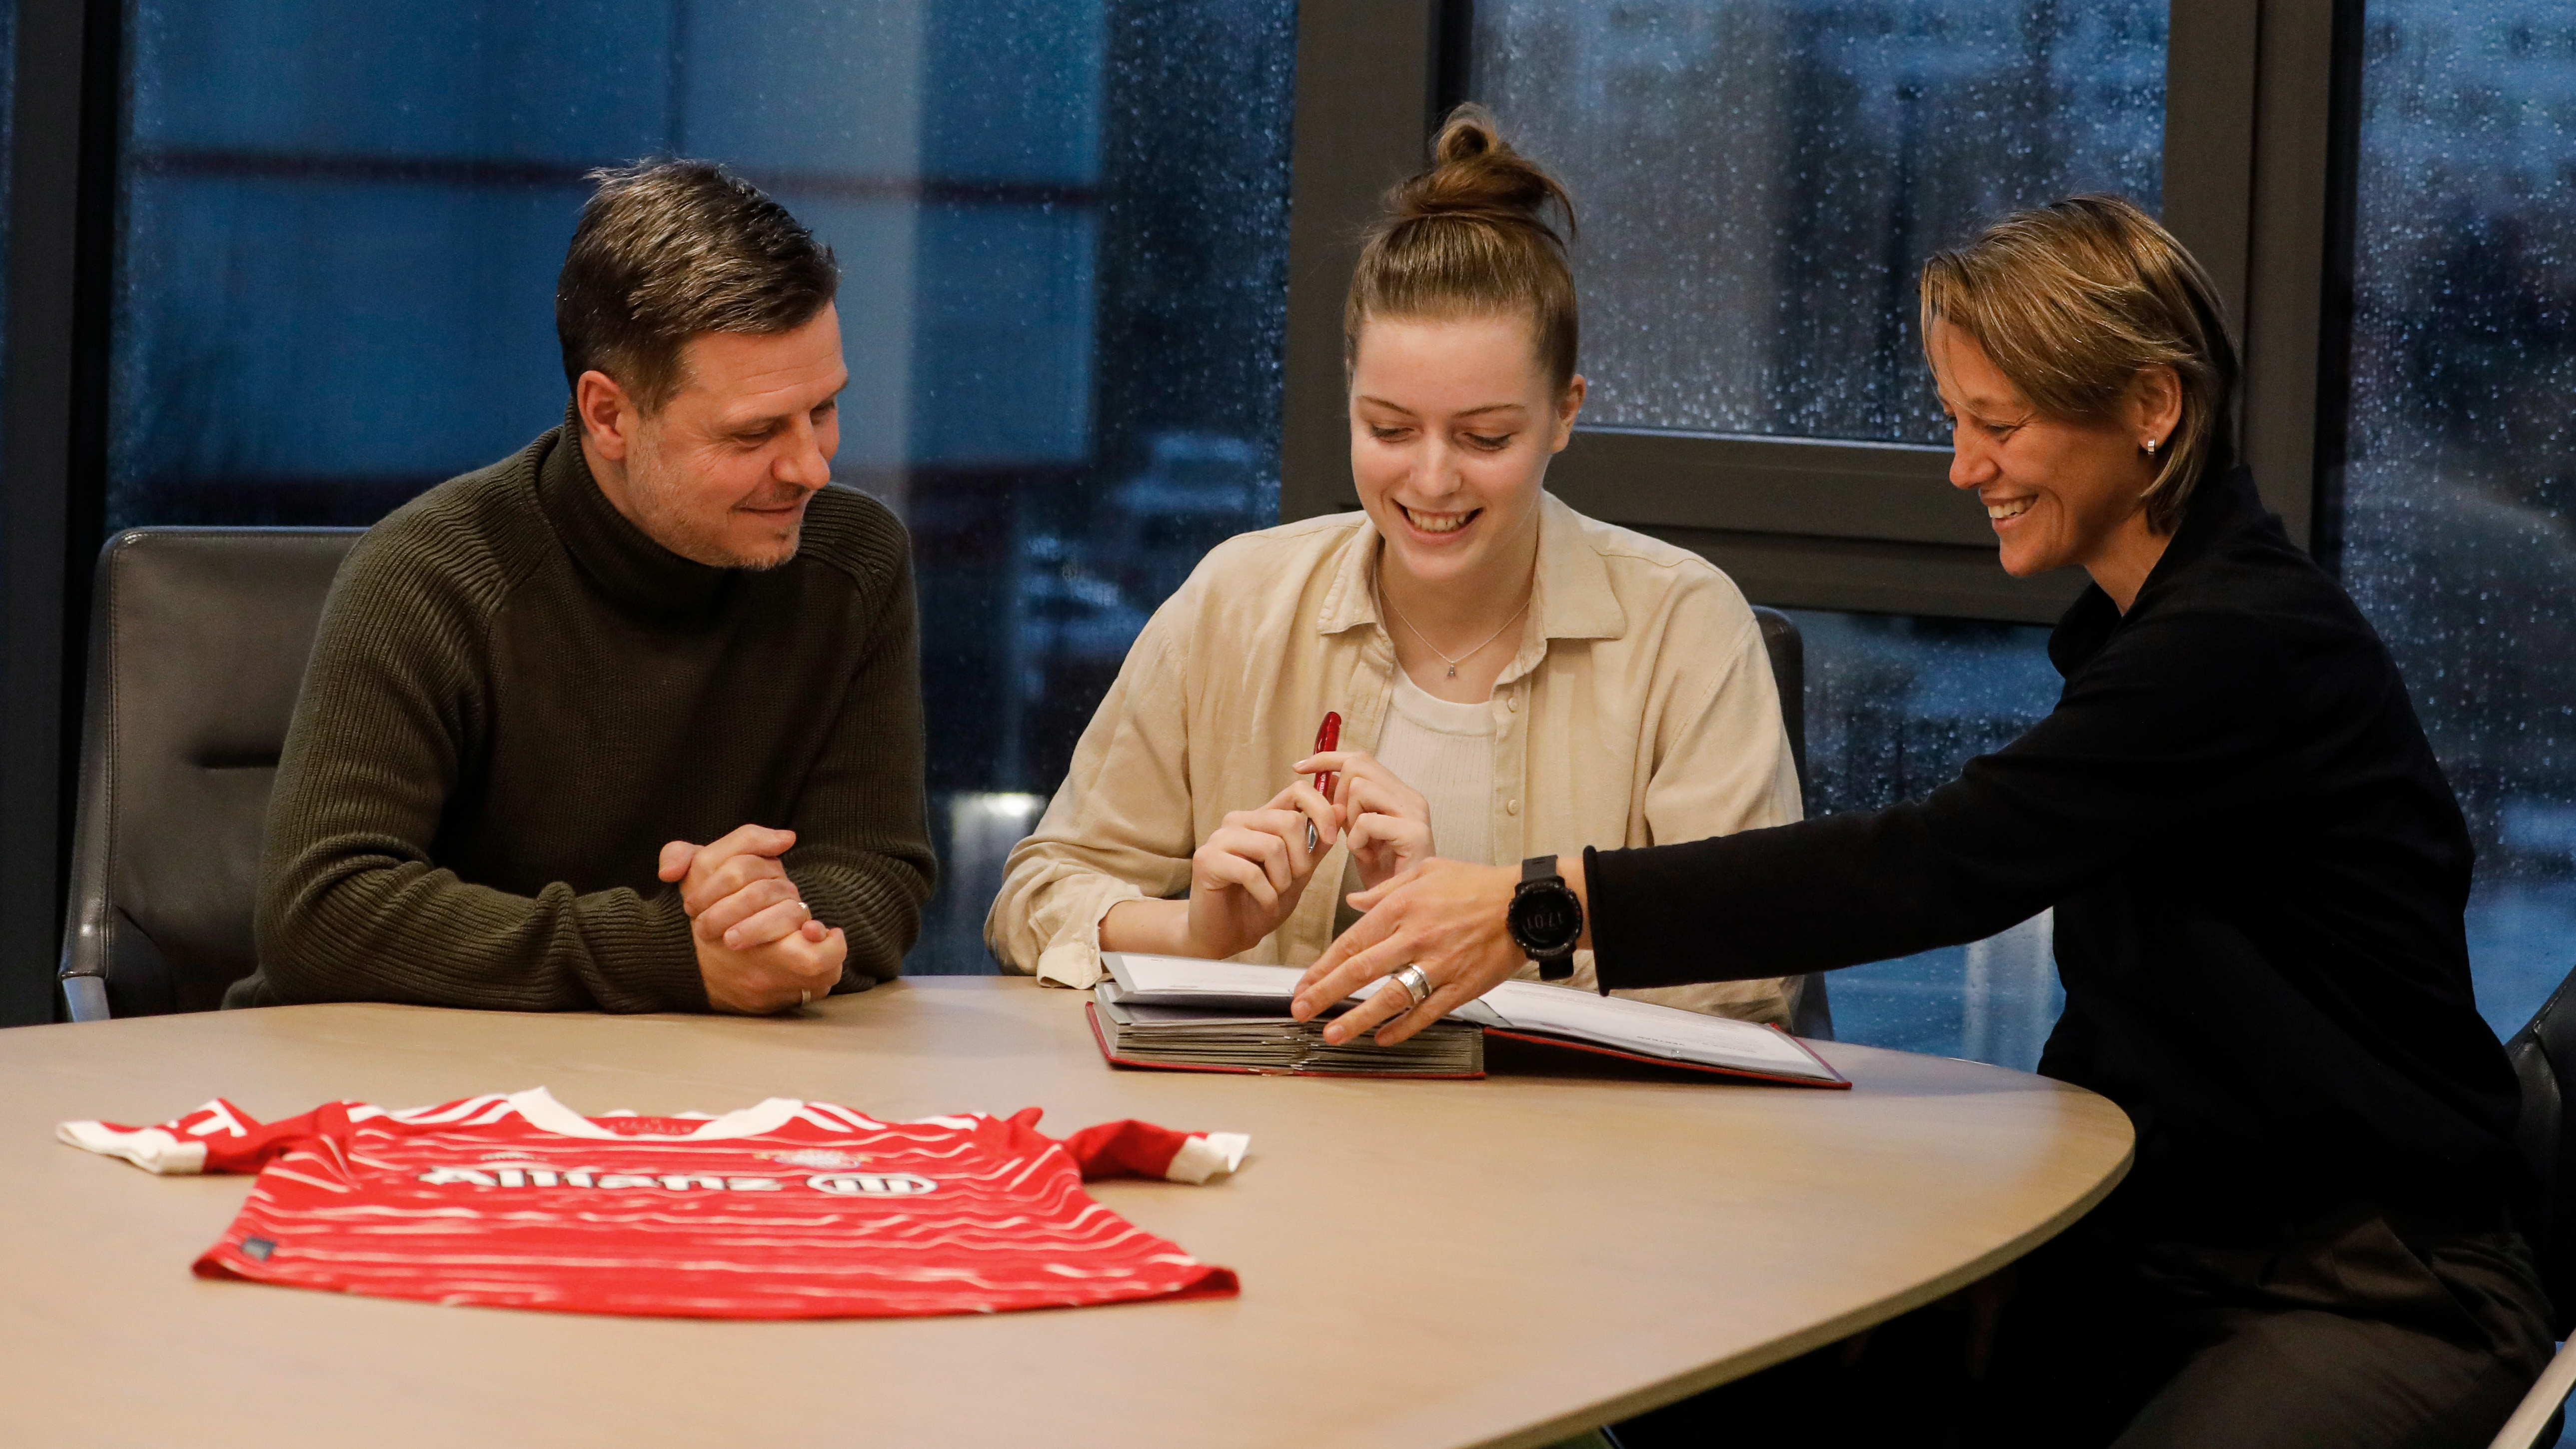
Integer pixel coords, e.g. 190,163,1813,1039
1391,964,1433,1009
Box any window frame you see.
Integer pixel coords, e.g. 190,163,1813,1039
0,0,117,1026
1281,0,2365,625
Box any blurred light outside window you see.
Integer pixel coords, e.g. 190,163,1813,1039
107,1,1296,974
1470,0,2166,443
2337,2,2576,1038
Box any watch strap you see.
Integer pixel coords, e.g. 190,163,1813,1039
1517,854,1575,980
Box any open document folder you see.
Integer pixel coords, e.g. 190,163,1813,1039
1090,955,1848,1087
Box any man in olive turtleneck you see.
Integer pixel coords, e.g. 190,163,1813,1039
229,161,935,1014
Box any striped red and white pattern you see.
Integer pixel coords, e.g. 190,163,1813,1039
58,1088,1247,1319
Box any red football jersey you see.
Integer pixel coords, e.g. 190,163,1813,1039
59,1088,1247,1319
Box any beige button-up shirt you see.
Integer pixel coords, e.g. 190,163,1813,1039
985,491,1806,1024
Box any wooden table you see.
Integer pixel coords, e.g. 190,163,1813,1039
0,977,2131,1448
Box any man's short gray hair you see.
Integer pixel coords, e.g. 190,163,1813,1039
555,160,839,411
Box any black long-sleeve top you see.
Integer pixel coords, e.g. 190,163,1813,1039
232,420,937,1012
1586,467,2524,1241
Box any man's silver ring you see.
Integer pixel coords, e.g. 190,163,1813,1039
1391,964,1433,1009
799,989,811,1008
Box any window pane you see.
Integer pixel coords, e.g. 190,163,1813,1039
2337,3,2576,1037
906,1,1297,969
1468,0,2166,444
108,1,1297,975
1789,609,2064,1069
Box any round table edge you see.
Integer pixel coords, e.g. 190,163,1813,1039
1481,1096,2137,1449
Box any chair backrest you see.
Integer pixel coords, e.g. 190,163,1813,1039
57,528,365,1019
1751,606,1809,791
1748,605,1831,1041
2507,968,2576,1336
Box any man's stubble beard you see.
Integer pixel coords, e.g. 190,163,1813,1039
623,434,804,572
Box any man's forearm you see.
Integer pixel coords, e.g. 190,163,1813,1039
257,852,707,1012
789,852,932,984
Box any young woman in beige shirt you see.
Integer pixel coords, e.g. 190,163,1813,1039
985,108,1804,1024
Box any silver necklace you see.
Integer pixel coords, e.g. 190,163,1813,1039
1379,576,1532,679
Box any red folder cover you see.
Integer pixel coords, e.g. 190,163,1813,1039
1085,1002,1850,1088
1479,1026,1850,1089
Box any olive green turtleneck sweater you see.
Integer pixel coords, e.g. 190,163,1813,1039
231,421,936,1011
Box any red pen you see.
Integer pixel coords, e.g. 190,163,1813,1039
1305,711,1342,852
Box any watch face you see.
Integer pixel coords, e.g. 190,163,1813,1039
1509,886,1581,955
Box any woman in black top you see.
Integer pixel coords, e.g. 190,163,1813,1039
1292,196,2551,1448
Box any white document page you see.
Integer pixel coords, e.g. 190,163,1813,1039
1472,979,1822,1073
1103,955,1312,1003
1102,955,1399,1016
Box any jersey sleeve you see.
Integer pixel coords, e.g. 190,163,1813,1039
56,1099,357,1175
1052,1116,1250,1185
989,1106,1248,1185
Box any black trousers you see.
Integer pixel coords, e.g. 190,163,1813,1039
1614,1204,2555,1449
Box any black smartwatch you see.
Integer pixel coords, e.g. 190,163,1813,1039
1508,854,1584,981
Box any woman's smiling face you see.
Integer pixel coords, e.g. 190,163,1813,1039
1929,316,2165,582
1346,311,1583,589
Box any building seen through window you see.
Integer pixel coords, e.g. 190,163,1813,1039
2340,1,2576,1037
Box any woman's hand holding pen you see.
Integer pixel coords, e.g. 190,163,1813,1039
1098,744,1425,962
1178,781,1341,960
1295,747,1434,890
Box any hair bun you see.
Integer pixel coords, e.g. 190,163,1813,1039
1389,104,1576,244
1345,104,1581,388
1433,106,1500,166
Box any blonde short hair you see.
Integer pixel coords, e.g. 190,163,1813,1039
1920,195,2238,534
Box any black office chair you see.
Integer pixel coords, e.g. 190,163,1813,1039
1749,605,1832,1042
56,527,365,1021
2492,969,2576,1446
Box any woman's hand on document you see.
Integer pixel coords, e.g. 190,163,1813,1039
1290,857,1535,1046
1180,780,1342,960
1294,747,1432,890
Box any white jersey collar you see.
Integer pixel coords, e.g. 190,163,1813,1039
502,1087,806,1141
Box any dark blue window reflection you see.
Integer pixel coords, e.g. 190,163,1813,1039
2338,2,2576,1038
109,1,1296,973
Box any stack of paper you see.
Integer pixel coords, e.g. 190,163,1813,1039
1091,994,1484,1076
1092,954,1847,1087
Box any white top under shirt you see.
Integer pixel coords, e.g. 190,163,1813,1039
1374,666,1498,867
